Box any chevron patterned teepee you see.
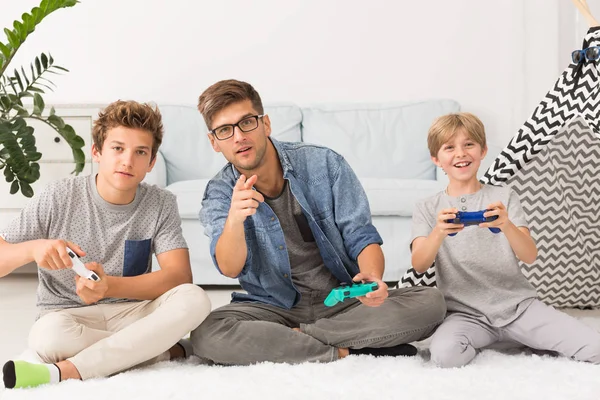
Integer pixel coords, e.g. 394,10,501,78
401,24,600,308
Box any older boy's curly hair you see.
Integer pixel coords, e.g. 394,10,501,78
92,100,163,161
427,112,487,157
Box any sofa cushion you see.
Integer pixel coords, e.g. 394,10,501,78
300,100,460,180
362,178,445,217
158,103,303,185
166,179,210,220
168,178,446,220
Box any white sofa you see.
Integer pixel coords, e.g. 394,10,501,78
145,101,465,285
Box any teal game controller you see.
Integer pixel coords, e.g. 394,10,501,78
324,282,378,306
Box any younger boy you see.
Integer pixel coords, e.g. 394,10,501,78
1,100,211,388
410,112,600,368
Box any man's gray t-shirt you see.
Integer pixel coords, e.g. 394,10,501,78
263,181,340,293
0,174,187,310
411,184,537,327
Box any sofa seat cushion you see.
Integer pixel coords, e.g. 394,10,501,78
362,178,445,216
167,178,446,220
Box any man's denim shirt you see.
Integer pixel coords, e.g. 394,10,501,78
200,138,383,309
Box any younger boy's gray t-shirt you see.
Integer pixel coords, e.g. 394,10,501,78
0,174,187,310
411,184,537,327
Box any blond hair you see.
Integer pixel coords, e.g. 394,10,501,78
427,112,487,157
92,100,163,161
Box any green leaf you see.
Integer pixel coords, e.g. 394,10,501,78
20,181,33,197
35,56,41,76
0,96,10,110
33,93,45,115
12,118,26,131
0,43,10,59
31,8,43,24
4,28,19,48
20,66,30,86
60,124,76,139
41,53,48,69
22,13,34,33
48,114,65,128
26,151,42,161
71,135,85,149
27,87,44,93
50,106,56,116
51,65,69,72
13,69,24,92
4,167,14,182
13,21,26,41
10,180,19,194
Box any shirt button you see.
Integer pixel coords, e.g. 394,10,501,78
271,217,275,221
460,198,466,203
278,245,284,250
461,206,467,211
283,274,289,278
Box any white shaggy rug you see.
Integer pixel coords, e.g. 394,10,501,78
2,311,599,400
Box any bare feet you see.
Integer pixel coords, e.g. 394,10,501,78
55,360,81,381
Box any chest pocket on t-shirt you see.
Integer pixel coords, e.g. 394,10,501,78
123,239,152,277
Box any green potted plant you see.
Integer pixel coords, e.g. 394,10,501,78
0,0,84,198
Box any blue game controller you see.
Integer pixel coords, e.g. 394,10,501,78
324,282,379,307
446,210,500,236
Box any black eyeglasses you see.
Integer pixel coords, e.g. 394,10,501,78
209,115,265,140
572,46,600,63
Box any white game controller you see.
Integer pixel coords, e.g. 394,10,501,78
66,247,101,282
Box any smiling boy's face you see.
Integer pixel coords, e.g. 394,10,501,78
432,128,487,183
92,126,156,202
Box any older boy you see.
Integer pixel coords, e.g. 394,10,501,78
1,100,211,388
410,112,600,368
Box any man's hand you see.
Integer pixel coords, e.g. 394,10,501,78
353,272,388,307
228,174,264,225
32,239,86,271
75,262,108,305
433,208,464,237
481,202,509,231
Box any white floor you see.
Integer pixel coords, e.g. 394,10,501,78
0,274,235,363
2,275,600,400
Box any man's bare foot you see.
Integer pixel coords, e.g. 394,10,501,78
168,342,186,359
55,360,82,380
338,348,350,359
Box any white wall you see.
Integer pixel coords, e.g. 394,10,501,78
1,0,598,148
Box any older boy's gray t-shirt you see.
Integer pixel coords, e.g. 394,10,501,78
411,184,537,327
0,174,187,310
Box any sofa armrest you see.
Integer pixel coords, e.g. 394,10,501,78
143,151,168,188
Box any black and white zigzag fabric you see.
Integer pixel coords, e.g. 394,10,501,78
401,27,600,307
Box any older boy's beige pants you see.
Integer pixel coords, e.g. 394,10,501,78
28,283,211,380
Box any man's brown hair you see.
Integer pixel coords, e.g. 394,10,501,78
92,100,163,161
427,112,487,157
197,79,264,129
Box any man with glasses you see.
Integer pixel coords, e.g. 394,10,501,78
191,79,446,365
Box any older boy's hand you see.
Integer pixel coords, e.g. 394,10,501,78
32,239,86,271
74,262,108,304
352,272,388,307
435,208,464,237
481,202,509,230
